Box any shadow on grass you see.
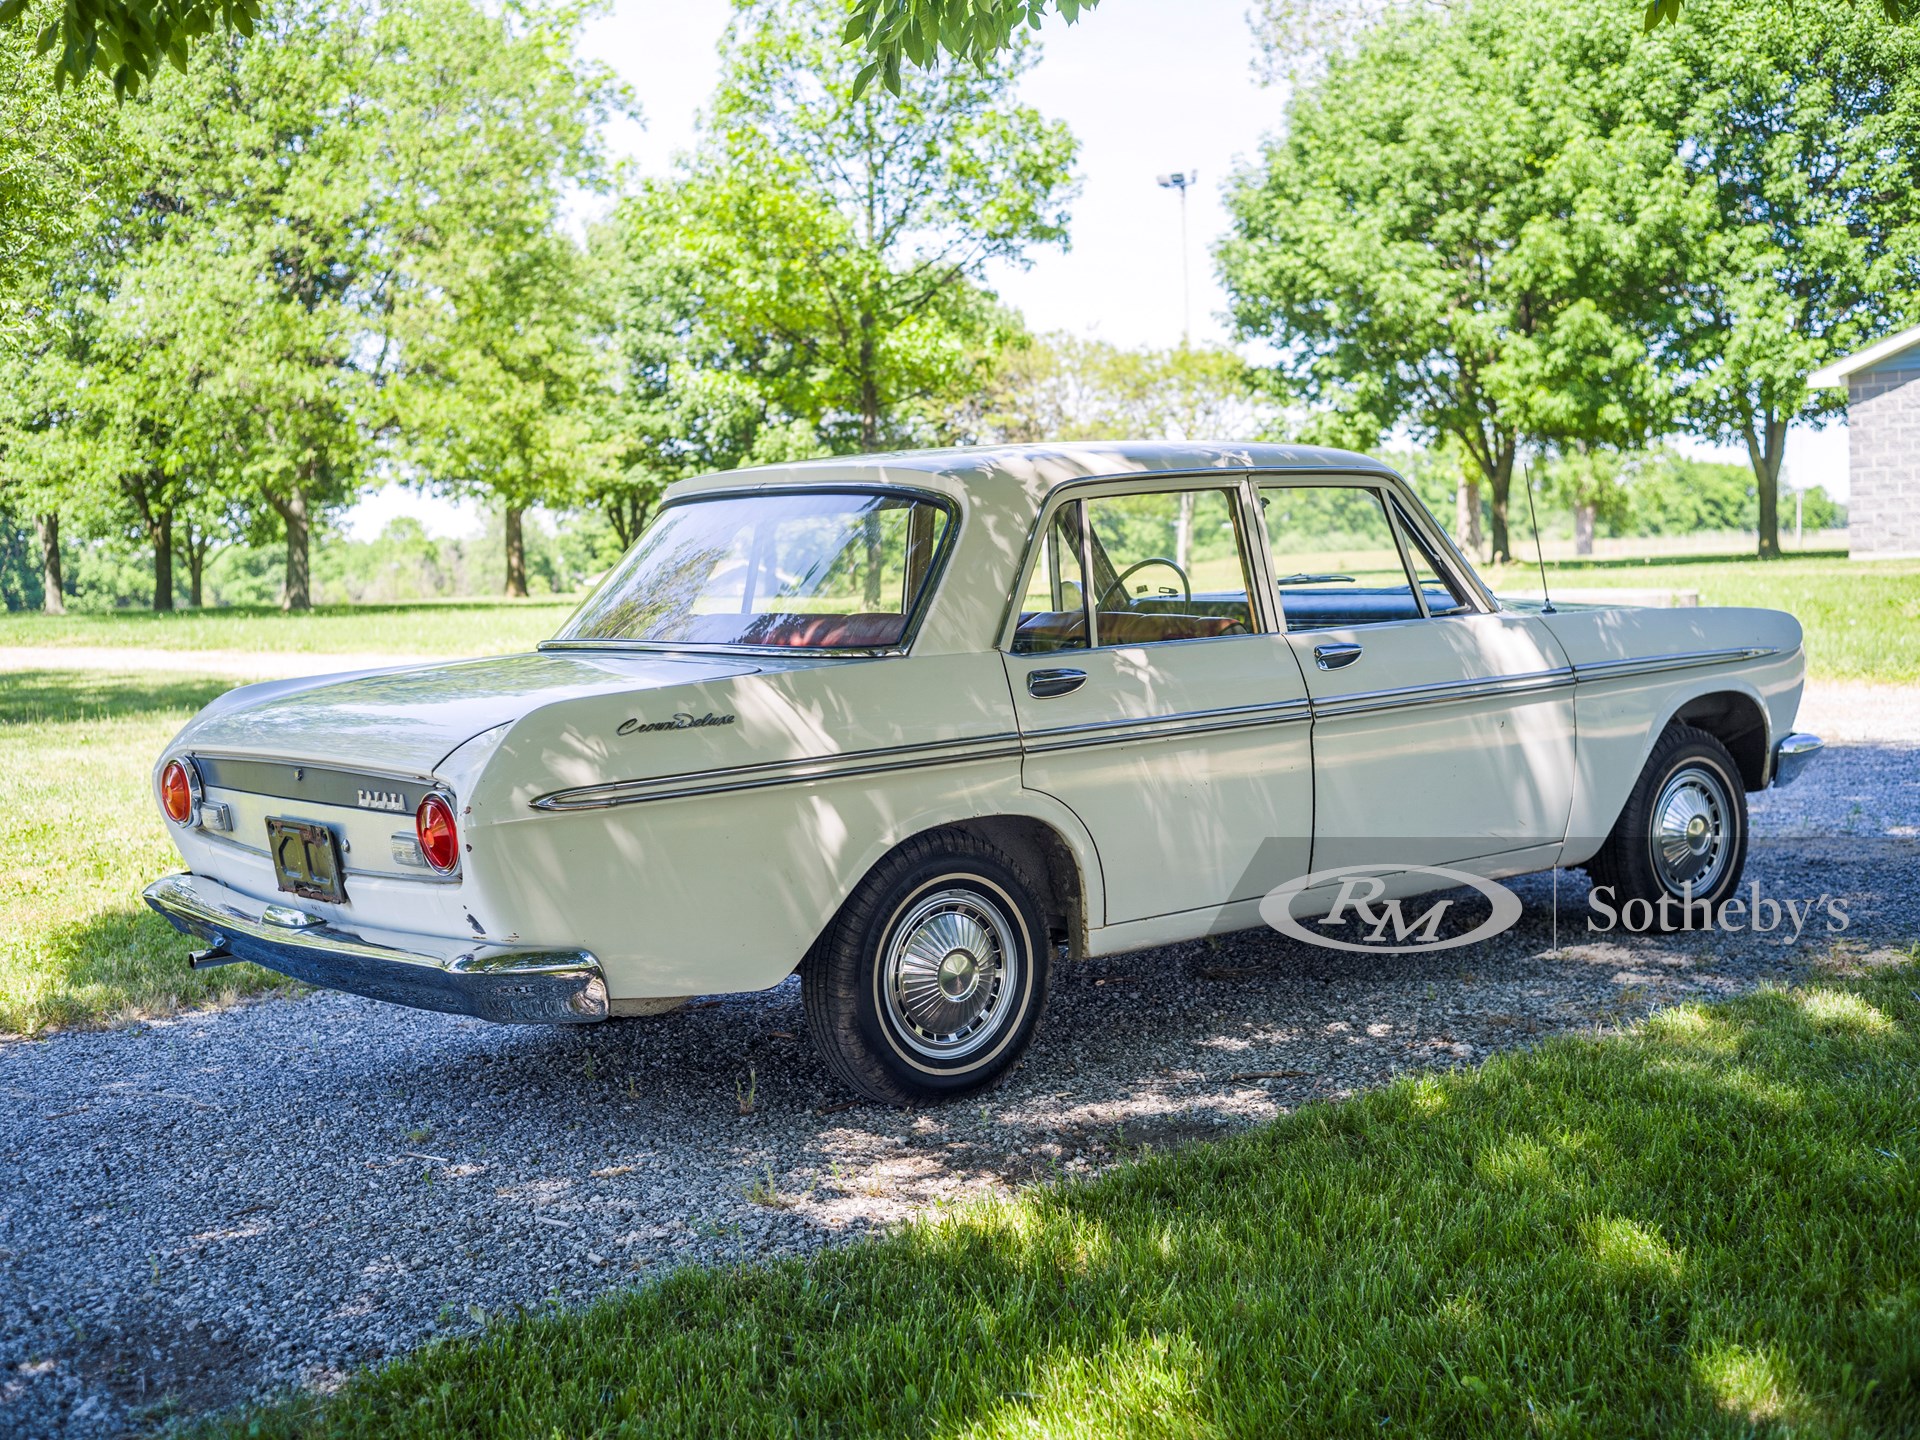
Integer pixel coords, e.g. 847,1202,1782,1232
0,669,237,727
2,899,296,1038
206,966,1920,1440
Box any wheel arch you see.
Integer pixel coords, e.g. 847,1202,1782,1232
1664,688,1772,792
804,807,1100,971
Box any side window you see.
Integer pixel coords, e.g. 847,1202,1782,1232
1260,484,1422,632
1012,502,1091,653
1084,488,1255,646
1390,501,1471,617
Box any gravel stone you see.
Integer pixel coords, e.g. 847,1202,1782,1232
2,681,1914,1438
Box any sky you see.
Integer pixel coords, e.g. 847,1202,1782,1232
345,0,1849,539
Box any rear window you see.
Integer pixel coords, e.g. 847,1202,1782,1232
554,490,952,650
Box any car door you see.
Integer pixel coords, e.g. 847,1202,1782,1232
1003,480,1314,927
1257,478,1575,875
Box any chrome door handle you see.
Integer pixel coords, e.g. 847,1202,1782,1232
1314,642,1363,671
1027,668,1087,698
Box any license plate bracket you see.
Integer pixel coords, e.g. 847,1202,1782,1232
267,817,347,904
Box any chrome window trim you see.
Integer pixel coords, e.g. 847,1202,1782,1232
540,483,960,658
1251,473,1497,633
999,470,1296,653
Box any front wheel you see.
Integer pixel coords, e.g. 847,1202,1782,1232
1586,724,1749,928
803,831,1052,1105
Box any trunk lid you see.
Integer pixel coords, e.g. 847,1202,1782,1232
179,650,762,776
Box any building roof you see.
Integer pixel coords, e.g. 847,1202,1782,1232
1808,322,1920,388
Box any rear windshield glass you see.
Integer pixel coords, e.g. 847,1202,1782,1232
554,491,952,650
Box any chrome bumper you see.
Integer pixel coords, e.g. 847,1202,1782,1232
143,872,607,1024
1771,732,1825,788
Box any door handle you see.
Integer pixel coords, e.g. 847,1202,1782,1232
1313,642,1363,671
1027,668,1087,699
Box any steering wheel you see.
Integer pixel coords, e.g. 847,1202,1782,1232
1100,557,1191,609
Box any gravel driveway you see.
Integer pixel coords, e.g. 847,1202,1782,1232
4,682,1916,1439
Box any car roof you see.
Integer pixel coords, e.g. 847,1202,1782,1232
665,440,1398,510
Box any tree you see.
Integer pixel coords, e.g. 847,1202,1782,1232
383,0,622,595
629,0,1077,457
966,334,1267,445
1650,0,1920,556
110,0,392,610
1219,0,1692,561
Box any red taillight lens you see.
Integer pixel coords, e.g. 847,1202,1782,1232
416,793,459,873
160,759,196,825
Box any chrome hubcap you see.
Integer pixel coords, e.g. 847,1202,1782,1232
1650,764,1733,897
882,888,1019,1060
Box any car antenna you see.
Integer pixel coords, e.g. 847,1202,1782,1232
1520,453,1555,614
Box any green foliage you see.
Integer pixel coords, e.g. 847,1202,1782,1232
1228,0,1920,562
1220,0,1696,563
0,0,261,98
612,0,1077,461
840,0,1099,94
202,961,1920,1437
1650,0,1920,554
384,0,626,594
968,334,1270,445
3,0,620,613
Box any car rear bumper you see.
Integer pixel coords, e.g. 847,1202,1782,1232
1771,732,1824,788
143,872,607,1024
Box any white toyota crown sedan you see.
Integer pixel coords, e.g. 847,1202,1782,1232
145,443,1821,1102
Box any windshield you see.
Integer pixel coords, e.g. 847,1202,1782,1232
554,490,953,650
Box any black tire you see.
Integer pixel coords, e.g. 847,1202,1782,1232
1586,723,1749,930
803,829,1052,1105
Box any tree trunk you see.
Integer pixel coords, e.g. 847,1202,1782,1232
858,318,880,453
1454,477,1483,559
152,510,175,612
1488,445,1516,565
1744,415,1786,559
1573,502,1595,557
504,506,528,597
278,486,312,611
35,513,65,615
1175,491,1195,572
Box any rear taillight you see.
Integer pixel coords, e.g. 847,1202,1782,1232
160,758,198,825
415,792,459,873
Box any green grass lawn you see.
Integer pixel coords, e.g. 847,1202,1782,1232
1483,552,1920,684
206,960,1919,1439
0,670,296,1036
0,596,579,658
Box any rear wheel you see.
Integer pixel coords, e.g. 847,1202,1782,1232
1587,724,1749,928
803,831,1052,1105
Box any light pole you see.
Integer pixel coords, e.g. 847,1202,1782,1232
1156,169,1196,346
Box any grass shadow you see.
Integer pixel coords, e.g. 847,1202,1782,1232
199,963,1920,1439
0,669,237,727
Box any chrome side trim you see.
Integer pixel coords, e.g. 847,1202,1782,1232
522,646,1777,814
1311,667,1575,720
144,872,607,1025
531,733,1025,811
1022,698,1311,752
1571,647,1780,682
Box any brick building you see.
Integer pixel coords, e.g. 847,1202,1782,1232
1810,322,1920,559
